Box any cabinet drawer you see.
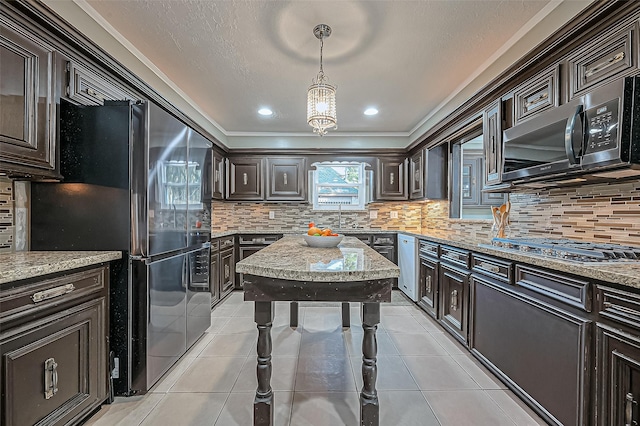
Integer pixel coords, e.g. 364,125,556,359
471,254,513,284
1,297,107,426
372,235,395,246
209,239,220,252
0,267,107,327
238,234,281,245
568,21,638,100
348,234,372,245
418,240,439,259
513,65,559,123
597,285,640,332
219,236,235,250
66,61,138,105
440,245,470,269
515,265,591,312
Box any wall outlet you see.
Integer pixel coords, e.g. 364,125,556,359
390,211,399,219
268,211,275,219
369,210,378,219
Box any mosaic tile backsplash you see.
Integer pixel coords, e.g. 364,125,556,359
0,178,13,252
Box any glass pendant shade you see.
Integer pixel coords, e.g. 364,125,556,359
307,73,337,137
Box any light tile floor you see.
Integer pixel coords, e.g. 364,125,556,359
85,291,547,426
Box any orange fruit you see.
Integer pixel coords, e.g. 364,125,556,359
308,222,315,228
321,229,332,236
308,226,321,236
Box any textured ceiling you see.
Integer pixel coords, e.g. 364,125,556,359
83,0,555,135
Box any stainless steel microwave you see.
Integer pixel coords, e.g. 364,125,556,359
502,75,640,183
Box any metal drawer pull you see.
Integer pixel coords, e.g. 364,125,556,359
450,290,458,311
524,91,548,108
446,252,461,261
32,284,75,303
44,358,58,399
585,52,625,78
625,392,637,426
86,87,106,101
426,276,432,293
478,262,500,273
390,172,394,186
414,170,420,183
243,173,248,186
283,172,288,186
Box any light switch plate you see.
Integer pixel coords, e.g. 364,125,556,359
390,211,398,219
369,210,378,219
269,211,275,219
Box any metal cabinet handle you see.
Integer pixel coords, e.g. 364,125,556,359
414,170,420,183
625,392,637,426
585,52,625,78
243,173,248,186
44,358,59,399
478,262,500,273
283,173,288,186
390,172,394,186
524,91,549,109
214,169,220,183
224,264,230,280
86,87,106,101
32,284,75,303
426,275,432,293
450,290,458,311
445,252,461,261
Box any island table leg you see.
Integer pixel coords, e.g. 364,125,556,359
290,301,298,327
342,302,350,327
360,302,380,426
254,301,274,426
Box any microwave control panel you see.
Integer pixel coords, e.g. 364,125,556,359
584,99,619,155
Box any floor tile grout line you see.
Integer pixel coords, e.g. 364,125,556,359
480,389,521,426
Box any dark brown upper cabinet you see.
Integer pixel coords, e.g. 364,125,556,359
0,17,60,178
409,151,425,199
568,20,638,101
65,60,139,106
376,157,408,201
212,151,225,200
513,65,560,124
482,100,502,187
226,157,263,201
266,157,306,201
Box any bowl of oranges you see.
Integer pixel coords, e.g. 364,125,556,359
303,223,343,248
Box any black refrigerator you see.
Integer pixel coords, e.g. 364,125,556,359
31,100,212,395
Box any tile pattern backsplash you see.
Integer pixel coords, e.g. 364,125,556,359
422,180,640,246
211,201,423,233
0,178,13,252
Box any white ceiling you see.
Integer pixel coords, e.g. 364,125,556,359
45,0,593,147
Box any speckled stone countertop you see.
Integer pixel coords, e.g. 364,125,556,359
400,232,640,290
0,251,122,284
236,235,400,282
211,229,394,238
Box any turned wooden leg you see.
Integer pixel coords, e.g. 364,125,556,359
360,302,380,426
254,301,274,426
342,302,350,327
290,301,298,327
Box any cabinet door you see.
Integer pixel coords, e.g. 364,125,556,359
376,158,407,200
227,157,263,200
0,17,59,177
266,157,306,201
1,298,107,426
409,151,425,199
65,60,138,105
220,248,235,295
212,152,225,200
513,65,559,124
461,157,479,206
483,101,502,186
210,251,220,307
418,257,439,319
439,262,469,345
596,324,640,426
373,245,396,263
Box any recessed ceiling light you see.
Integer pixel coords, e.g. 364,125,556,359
258,108,273,116
364,108,378,116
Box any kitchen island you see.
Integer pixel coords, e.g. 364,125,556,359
236,235,400,426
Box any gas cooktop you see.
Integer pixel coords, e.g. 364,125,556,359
486,237,640,263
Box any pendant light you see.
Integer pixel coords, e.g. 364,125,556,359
307,24,337,137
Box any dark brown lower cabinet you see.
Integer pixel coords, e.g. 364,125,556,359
0,266,109,426
596,324,640,426
220,248,235,296
439,262,469,345
470,275,592,426
210,246,220,307
418,255,438,319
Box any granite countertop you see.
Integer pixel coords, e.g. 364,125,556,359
236,235,400,282
0,251,123,284
211,229,394,238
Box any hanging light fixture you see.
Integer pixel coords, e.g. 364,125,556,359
307,24,337,137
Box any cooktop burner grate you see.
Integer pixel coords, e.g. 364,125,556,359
488,237,640,262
